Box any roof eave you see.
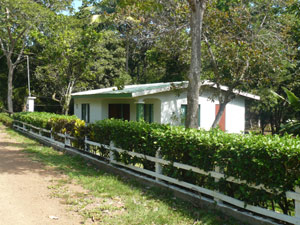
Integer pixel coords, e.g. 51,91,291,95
72,93,133,99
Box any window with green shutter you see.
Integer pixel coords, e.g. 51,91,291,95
136,104,154,123
181,104,200,127
144,104,154,123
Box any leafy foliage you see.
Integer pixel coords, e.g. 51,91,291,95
13,112,79,130
0,113,13,127
280,88,300,135
87,119,300,215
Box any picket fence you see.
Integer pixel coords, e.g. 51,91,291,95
13,120,300,225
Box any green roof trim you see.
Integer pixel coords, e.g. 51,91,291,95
105,84,170,94
72,83,171,99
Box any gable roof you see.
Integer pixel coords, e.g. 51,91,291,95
71,81,260,100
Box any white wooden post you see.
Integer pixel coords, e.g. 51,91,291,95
64,133,71,147
296,186,300,219
84,136,88,152
50,128,53,139
109,141,116,164
38,128,42,136
155,147,162,182
23,123,26,131
214,166,222,204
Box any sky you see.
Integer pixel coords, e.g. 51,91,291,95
72,0,83,12
61,0,82,15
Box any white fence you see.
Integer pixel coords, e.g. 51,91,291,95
13,120,300,225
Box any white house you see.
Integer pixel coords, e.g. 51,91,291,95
71,81,260,133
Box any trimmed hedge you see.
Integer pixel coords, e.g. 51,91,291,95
88,119,300,215
8,112,300,215
12,112,84,133
12,112,86,147
0,113,13,127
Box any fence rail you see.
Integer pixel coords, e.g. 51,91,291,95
12,120,300,225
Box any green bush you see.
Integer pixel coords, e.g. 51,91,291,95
88,119,168,168
12,112,87,147
87,119,300,215
12,112,79,130
0,113,13,127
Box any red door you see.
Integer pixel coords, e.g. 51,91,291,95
215,104,226,131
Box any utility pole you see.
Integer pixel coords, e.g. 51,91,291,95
26,55,31,97
26,55,35,112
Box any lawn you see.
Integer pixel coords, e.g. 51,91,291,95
2,124,245,225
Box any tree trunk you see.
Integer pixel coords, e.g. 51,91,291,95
186,0,207,128
7,64,14,113
211,102,227,128
62,81,74,115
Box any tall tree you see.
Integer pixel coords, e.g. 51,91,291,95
185,0,207,128
202,0,297,129
35,15,129,114
0,0,71,113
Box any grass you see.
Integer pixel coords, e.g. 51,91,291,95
1,124,246,225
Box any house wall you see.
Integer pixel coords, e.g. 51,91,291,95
137,89,245,133
74,98,103,123
224,96,245,133
74,89,245,133
74,98,162,124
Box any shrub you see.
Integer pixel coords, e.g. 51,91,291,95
88,119,300,215
12,112,86,147
0,113,13,127
13,112,79,131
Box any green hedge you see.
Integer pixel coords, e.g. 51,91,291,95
7,112,300,215
12,112,78,130
88,119,300,215
0,113,13,127
12,112,86,147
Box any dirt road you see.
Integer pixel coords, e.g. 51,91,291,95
0,125,83,225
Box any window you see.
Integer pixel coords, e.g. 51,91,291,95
109,104,130,121
144,104,154,123
181,104,200,127
82,104,90,123
136,104,154,123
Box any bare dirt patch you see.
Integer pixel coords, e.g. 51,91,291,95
0,125,84,225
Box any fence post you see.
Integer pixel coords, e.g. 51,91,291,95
38,128,42,136
109,141,116,164
65,133,71,147
214,166,222,204
84,136,88,152
296,186,300,218
155,147,162,182
50,128,53,140
23,123,26,131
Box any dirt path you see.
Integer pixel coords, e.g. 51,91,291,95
0,125,84,225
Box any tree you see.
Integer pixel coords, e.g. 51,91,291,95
185,0,207,128
91,0,207,128
201,0,297,129
35,14,129,114
0,0,71,113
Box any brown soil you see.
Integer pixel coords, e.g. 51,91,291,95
0,125,84,225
